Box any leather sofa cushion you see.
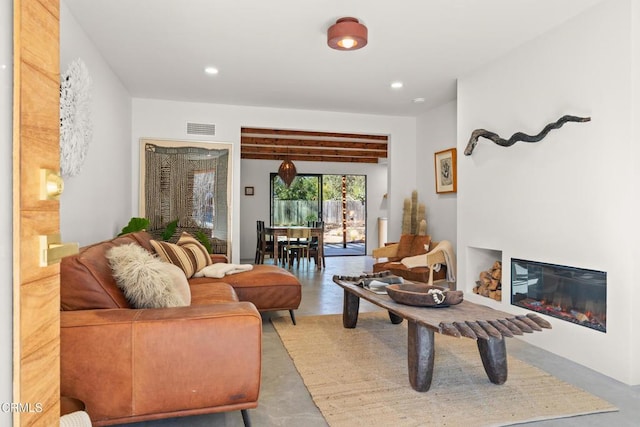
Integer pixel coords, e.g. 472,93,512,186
61,234,147,310
189,265,301,311
189,282,239,304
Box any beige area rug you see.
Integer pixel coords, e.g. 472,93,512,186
271,311,617,427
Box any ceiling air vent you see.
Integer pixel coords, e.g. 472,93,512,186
187,122,216,136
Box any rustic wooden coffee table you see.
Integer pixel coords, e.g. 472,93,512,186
332,275,551,392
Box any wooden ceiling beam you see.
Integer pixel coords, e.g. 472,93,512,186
241,145,387,158
241,136,387,152
239,127,388,164
241,127,388,141
241,152,380,163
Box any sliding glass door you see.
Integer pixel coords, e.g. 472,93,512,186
322,175,366,255
270,173,321,226
270,173,366,255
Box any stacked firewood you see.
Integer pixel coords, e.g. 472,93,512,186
473,261,502,301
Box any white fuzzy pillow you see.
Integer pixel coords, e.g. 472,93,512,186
106,243,189,309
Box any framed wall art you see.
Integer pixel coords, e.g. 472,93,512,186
244,186,254,196
434,148,457,194
139,138,233,258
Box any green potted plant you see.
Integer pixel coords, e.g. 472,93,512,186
118,217,214,254
117,217,150,236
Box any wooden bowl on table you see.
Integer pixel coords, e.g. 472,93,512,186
386,283,463,307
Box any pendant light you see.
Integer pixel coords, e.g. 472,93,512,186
278,159,297,187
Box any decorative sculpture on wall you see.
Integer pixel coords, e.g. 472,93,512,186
60,58,93,177
464,115,591,156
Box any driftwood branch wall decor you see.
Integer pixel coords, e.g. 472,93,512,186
464,115,591,156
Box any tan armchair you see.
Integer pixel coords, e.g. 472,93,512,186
372,235,455,289
372,242,401,261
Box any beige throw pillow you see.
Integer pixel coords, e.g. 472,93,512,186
157,262,191,306
150,232,212,278
106,243,189,308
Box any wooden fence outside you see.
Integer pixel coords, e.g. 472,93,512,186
273,200,365,226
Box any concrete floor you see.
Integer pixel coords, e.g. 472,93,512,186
119,256,640,427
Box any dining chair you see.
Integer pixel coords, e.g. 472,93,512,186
255,220,274,264
283,228,312,268
307,221,325,268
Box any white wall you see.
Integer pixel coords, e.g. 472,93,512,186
59,1,133,246
1,2,13,423
630,0,640,385
132,98,416,263
458,0,638,384
240,159,387,260
416,100,457,251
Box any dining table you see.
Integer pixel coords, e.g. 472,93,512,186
265,226,325,269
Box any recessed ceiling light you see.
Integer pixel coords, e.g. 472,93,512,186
391,81,403,89
204,67,219,75
413,97,426,103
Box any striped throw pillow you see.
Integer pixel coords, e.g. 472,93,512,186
150,232,212,278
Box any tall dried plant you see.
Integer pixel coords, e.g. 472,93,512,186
417,203,426,235
410,190,418,234
401,198,412,234
401,190,427,235
418,219,427,236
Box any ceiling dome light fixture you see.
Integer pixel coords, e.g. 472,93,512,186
327,17,368,51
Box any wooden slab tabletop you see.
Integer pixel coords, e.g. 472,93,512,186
333,276,551,340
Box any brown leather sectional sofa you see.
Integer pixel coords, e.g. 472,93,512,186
60,231,301,426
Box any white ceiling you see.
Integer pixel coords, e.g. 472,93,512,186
63,0,604,117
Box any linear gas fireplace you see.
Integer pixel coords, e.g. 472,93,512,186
511,258,607,332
